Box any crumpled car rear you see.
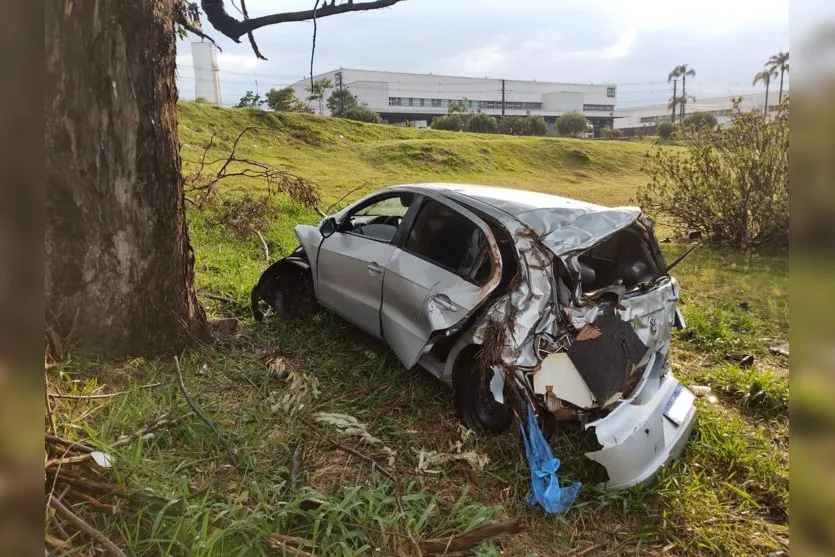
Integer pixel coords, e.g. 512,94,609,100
466,207,696,490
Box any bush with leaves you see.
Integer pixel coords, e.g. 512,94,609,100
235,90,264,108
556,112,590,137
657,121,675,140
601,128,624,139
684,111,718,130
265,87,311,113
340,105,382,124
326,88,359,116
499,115,547,136
636,100,788,248
466,113,498,134
431,114,463,131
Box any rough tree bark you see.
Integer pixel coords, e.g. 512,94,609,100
45,0,210,357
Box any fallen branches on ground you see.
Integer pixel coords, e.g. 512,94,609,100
174,356,240,468
331,441,422,556
49,496,127,557
44,412,194,554
418,520,521,555
47,382,162,400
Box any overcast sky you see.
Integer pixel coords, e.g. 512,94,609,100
176,0,794,107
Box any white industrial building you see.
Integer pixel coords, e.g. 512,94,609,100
290,68,618,136
614,91,785,135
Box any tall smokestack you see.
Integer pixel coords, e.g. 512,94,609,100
191,41,221,104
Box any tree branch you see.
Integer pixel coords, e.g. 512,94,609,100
177,2,222,51
49,496,126,557
202,0,406,42
174,357,239,468
310,1,321,94
240,0,267,60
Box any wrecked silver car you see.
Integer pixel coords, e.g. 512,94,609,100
252,183,696,490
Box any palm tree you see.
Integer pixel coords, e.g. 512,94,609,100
753,69,778,116
767,51,789,103
668,64,696,123
666,71,679,124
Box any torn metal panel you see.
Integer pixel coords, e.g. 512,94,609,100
534,353,595,409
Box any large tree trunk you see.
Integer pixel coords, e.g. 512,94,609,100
45,0,210,357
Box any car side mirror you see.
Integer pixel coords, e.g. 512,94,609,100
320,216,337,238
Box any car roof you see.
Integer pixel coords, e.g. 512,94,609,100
405,183,601,215
392,183,643,255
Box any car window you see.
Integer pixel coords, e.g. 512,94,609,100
343,194,413,243
405,199,491,285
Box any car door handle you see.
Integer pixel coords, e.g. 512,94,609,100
367,262,384,275
430,293,457,311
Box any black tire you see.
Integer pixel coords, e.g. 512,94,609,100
452,347,513,434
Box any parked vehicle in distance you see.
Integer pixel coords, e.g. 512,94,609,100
251,183,696,490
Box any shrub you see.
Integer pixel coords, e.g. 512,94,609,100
326,89,359,116
657,121,675,140
684,111,718,130
431,114,463,131
601,128,623,139
265,87,312,113
340,105,382,124
556,112,590,137
466,113,498,134
499,115,547,136
636,100,788,248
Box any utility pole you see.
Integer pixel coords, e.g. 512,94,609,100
670,79,677,124
501,79,506,116
255,78,259,96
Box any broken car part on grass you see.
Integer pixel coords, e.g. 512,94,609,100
252,183,697,491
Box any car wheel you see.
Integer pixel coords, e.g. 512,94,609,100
267,265,316,320
453,347,513,434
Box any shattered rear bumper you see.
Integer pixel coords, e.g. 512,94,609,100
584,365,697,490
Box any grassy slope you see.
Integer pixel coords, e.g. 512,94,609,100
178,102,652,207
48,104,788,556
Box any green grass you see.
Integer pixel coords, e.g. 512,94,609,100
178,102,657,208
46,104,788,556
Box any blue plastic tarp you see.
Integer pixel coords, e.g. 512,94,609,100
519,405,582,514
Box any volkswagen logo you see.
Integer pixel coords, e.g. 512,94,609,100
649,316,658,335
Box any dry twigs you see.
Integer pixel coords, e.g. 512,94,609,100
45,413,193,554
419,520,521,555
50,496,126,557
174,356,240,468
332,442,423,557
47,382,162,400
267,533,317,556
182,127,321,212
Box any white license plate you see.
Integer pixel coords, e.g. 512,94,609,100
663,384,695,425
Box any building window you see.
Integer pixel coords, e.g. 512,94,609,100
584,104,615,112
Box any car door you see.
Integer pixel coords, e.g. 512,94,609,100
316,192,415,338
381,194,502,368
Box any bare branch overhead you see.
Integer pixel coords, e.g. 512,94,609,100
201,0,406,42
